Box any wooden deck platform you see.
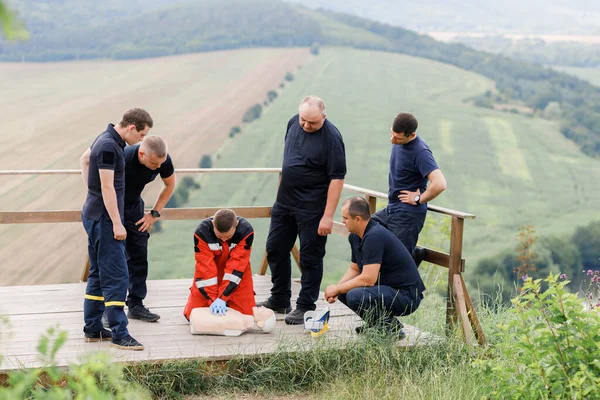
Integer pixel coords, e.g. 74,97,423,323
0,276,433,371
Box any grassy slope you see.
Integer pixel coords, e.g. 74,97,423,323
148,47,600,287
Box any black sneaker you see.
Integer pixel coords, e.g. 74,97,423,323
413,247,428,268
111,335,144,351
256,298,292,314
84,328,112,343
284,308,308,325
127,304,160,322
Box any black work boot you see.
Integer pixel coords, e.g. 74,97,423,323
111,335,144,351
256,297,292,314
127,303,160,322
413,246,428,268
284,308,308,325
84,328,112,343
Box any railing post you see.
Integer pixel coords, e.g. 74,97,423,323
446,216,464,329
365,195,377,214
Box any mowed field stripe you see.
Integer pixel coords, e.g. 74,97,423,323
483,116,532,182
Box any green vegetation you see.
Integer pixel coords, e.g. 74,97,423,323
553,66,600,87
242,103,263,123
5,1,600,156
199,154,212,169
0,0,27,40
454,36,600,68
148,48,600,287
165,176,200,208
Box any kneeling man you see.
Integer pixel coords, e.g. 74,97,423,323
184,209,256,320
325,197,426,338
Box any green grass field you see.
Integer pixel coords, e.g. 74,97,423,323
148,47,600,288
553,65,600,87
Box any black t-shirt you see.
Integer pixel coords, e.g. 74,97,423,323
82,124,126,221
349,220,426,295
123,144,174,205
276,114,346,214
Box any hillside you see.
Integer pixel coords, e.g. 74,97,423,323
283,0,600,35
146,47,600,287
0,48,309,285
552,66,600,87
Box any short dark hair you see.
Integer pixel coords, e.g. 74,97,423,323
213,209,237,232
343,197,371,220
392,113,418,137
119,108,153,132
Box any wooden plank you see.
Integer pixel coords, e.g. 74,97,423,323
81,256,90,282
0,168,282,176
332,221,349,237
365,195,377,214
452,275,474,346
446,217,464,328
460,274,486,346
0,206,272,224
291,244,301,273
258,251,269,275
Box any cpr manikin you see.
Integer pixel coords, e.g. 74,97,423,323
189,306,276,336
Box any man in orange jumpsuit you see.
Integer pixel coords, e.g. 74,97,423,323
184,209,256,319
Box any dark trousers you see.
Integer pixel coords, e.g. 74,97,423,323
372,207,426,256
124,200,149,306
265,203,327,311
338,285,422,327
82,215,129,340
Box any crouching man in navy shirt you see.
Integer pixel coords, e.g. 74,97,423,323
80,108,153,350
258,96,346,325
325,197,426,339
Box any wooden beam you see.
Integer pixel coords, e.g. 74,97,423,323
453,274,475,346
81,256,90,282
258,252,269,276
460,274,486,346
291,244,301,273
365,195,377,215
0,168,282,176
0,206,272,224
447,217,465,328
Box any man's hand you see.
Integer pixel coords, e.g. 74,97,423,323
318,215,334,236
324,284,340,303
136,212,158,233
113,222,127,240
399,188,421,205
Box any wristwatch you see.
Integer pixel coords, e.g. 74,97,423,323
150,209,161,218
414,195,421,205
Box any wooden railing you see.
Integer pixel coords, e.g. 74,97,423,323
0,168,485,346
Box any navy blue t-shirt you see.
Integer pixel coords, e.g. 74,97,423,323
276,114,346,214
82,124,126,221
387,136,439,214
349,220,425,295
123,144,175,205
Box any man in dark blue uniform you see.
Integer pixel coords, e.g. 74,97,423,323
82,136,176,322
80,108,153,350
373,112,446,265
325,197,426,339
258,96,347,325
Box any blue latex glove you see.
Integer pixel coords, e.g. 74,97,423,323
209,298,227,316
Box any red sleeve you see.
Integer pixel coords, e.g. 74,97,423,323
218,232,253,301
193,233,219,303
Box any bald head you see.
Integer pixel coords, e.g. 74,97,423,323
299,96,327,133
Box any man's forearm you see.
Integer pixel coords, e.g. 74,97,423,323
323,179,344,218
420,181,445,204
337,267,360,285
100,186,122,224
152,184,175,212
337,274,373,294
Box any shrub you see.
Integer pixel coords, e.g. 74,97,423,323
475,273,600,399
284,72,294,82
199,154,212,169
267,90,278,102
310,42,320,55
242,104,263,123
0,327,148,399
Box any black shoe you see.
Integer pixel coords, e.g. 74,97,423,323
84,328,112,343
257,298,292,314
284,308,308,325
386,320,407,340
413,247,428,268
111,335,144,351
127,304,160,322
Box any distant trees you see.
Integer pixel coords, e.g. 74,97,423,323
242,104,263,123
267,90,278,102
229,126,241,138
165,176,200,208
310,42,320,55
0,1,28,40
284,72,294,82
199,154,212,169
